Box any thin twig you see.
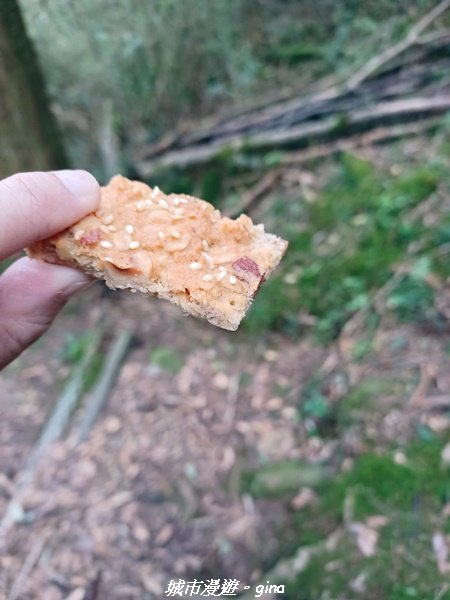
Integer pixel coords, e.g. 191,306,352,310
0,327,104,537
227,169,281,218
347,0,450,89
434,583,450,600
8,536,46,600
138,96,450,176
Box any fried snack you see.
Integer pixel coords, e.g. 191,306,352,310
27,175,288,330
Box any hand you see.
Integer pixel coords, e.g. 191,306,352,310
0,170,101,369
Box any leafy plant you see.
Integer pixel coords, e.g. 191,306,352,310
149,346,184,374
245,154,441,340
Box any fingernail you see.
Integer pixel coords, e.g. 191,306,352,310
54,169,101,211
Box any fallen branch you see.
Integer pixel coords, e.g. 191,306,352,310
77,328,133,443
281,118,439,166
7,536,47,600
138,96,450,176
0,327,104,537
347,0,450,90
226,169,282,218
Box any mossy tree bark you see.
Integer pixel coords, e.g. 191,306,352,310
0,0,67,179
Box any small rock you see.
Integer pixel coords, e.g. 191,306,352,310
213,372,229,390
264,349,279,362
104,415,122,433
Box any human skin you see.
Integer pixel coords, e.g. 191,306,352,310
0,170,101,369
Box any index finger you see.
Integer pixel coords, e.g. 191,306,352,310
0,170,101,261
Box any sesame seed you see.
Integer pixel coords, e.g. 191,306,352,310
201,252,214,266
136,201,146,212
173,197,180,206
190,262,202,270
153,186,160,194
173,208,184,216
217,271,226,281
107,225,116,232
179,197,188,204
158,231,165,240
202,274,213,282
125,224,134,234
229,276,237,285
219,266,226,272
159,199,169,209
103,214,114,225
202,240,209,251
74,229,85,240
104,256,113,262
100,240,113,248
129,240,140,249
171,228,181,238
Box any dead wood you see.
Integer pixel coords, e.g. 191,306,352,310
0,327,104,537
77,328,133,443
347,0,450,89
138,96,450,176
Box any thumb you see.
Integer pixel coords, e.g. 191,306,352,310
0,257,92,369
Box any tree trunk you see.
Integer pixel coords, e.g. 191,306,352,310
0,0,67,179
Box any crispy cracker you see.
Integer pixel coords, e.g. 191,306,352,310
27,175,288,330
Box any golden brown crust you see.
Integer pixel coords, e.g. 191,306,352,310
27,175,288,330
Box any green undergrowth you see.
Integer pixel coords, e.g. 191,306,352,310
244,153,446,340
58,331,104,393
149,345,185,374
247,436,450,599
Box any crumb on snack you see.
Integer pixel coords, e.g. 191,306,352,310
27,175,288,330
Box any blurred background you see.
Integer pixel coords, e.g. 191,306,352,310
2,0,450,598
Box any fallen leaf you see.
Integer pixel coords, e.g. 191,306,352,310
291,488,317,510
366,515,389,529
155,523,174,545
65,589,85,600
432,533,450,574
350,523,378,557
441,443,450,466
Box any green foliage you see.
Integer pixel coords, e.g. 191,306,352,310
59,332,93,364
19,0,432,175
149,346,184,374
337,377,393,424
245,155,441,340
283,438,450,599
387,276,435,322
58,331,104,392
20,0,262,173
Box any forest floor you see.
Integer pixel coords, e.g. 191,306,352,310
2,130,450,600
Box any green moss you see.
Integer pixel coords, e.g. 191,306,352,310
149,346,184,374
244,155,441,340
282,439,450,599
241,460,326,499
